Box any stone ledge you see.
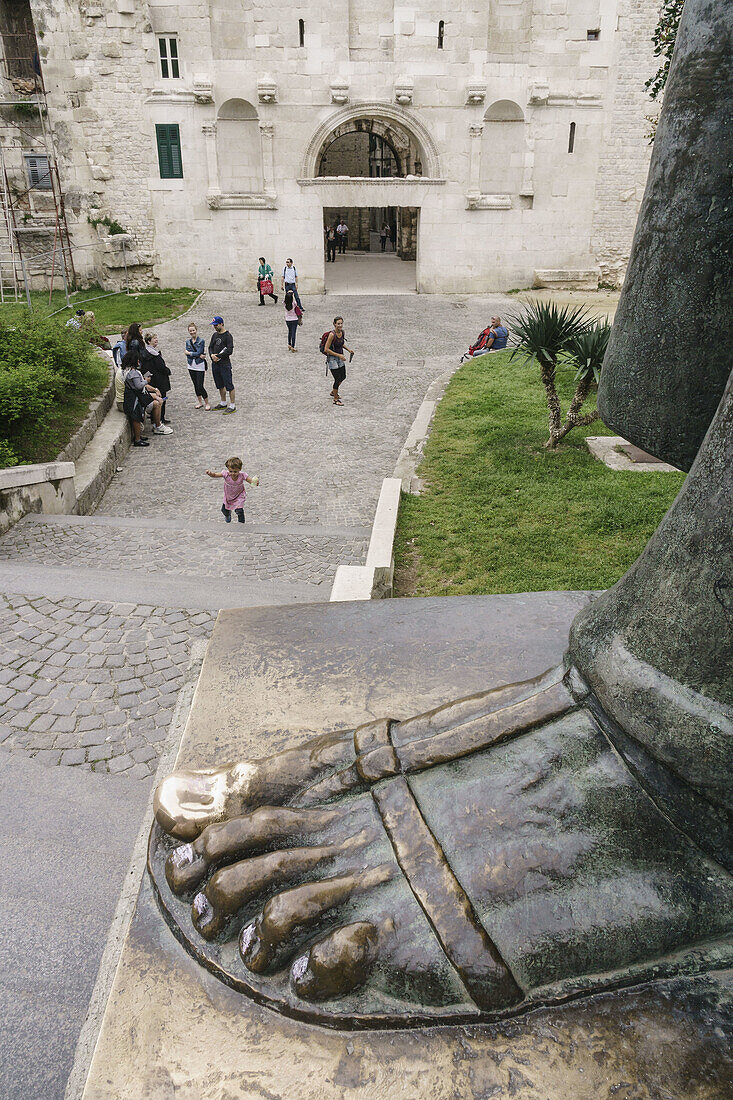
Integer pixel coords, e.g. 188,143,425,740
0,461,77,537
74,404,132,516
330,478,402,601
586,436,680,473
297,176,445,186
534,268,600,290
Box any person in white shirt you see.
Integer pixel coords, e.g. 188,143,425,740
281,258,304,311
336,219,348,254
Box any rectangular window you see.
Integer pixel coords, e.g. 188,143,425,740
155,124,183,179
24,153,51,190
586,29,600,40
158,36,180,78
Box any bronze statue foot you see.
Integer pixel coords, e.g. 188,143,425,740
149,671,733,1027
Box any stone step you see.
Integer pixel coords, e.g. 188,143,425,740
0,513,369,596
0,560,325,610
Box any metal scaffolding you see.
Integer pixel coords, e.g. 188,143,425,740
0,28,76,305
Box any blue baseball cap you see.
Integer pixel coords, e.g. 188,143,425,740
211,315,224,325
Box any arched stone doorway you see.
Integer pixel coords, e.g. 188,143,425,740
305,106,438,266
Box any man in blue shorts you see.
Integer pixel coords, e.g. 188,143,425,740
209,315,236,413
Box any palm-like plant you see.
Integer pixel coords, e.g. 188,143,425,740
507,300,607,449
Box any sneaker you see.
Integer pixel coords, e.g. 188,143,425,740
132,439,150,447
223,405,236,414
153,424,173,435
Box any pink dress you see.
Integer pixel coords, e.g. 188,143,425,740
222,469,247,510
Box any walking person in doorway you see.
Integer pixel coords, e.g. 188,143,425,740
336,217,348,254
380,223,389,252
281,258,304,310
325,225,337,264
186,322,210,409
257,257,278,305
284,290,301,352
206,457,259,524
209,315,236,413
323,316,353,406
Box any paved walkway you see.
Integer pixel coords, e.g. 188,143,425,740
323,251,417,294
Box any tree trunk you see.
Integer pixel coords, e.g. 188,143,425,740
545,374,599,448
539,358,562,447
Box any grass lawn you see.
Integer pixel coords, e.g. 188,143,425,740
0,286,199,334
394,350,685,596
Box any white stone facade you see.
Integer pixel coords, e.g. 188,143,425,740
8,0,659,293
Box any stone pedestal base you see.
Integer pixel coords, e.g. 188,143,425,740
83,595,733,1099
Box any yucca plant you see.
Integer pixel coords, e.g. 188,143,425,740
507,300,606,449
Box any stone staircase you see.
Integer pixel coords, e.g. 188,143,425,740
0,512,370,609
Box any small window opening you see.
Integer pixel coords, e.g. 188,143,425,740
158,36,180,79
438,20,445,49
586,28,600,40
568,121,576,154
24,153,51,190
299,19,305,47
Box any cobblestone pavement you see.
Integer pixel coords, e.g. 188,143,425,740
0,291,512,778
0,591,215,779
98,292,512,526
0,517,369,586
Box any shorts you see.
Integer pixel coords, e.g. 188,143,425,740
212,361,233,392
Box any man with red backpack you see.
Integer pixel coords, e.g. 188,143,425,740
320,316,354,406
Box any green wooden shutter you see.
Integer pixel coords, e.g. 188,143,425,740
156,124,183,179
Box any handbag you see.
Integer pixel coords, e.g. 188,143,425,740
295,304,303,326
260,277,273,295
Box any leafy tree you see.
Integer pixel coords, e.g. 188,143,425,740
507,302,610,450
646,0,685,101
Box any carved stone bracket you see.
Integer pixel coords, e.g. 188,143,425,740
466,193,512,211
466,82,487,106
192,76,214,104
394,78,414,107
257,75,277,104
330,79,349,106
529,84,602,108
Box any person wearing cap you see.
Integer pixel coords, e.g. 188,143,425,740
209,316,236,413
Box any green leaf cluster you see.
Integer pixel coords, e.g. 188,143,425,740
0,310,102,467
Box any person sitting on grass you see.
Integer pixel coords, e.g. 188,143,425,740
486,316,508,352
121,350,172,446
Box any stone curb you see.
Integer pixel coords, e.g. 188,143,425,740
73,403,132,517
331,477,402,601
330,360,458,602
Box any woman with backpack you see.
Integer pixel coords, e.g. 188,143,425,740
322,316,353,406
257,257,278,305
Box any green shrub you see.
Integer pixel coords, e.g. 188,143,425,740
0,309,101,468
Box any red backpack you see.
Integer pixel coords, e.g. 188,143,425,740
319,330,332,355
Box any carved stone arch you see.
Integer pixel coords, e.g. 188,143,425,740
301,103,442,179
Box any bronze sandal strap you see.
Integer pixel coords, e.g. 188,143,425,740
373,776,523,1012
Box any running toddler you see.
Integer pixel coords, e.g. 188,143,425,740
206,457,259,523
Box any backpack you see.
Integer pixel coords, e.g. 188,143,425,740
467,326,493,357
319,330,332,355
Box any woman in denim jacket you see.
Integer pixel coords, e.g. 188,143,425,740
185,322,210,410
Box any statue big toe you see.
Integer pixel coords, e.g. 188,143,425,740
150,0,733,1027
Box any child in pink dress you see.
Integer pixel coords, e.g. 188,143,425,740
206,456,259,523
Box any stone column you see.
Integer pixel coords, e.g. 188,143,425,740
201,122,220,204
259,122,275,195
468,123,483,199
